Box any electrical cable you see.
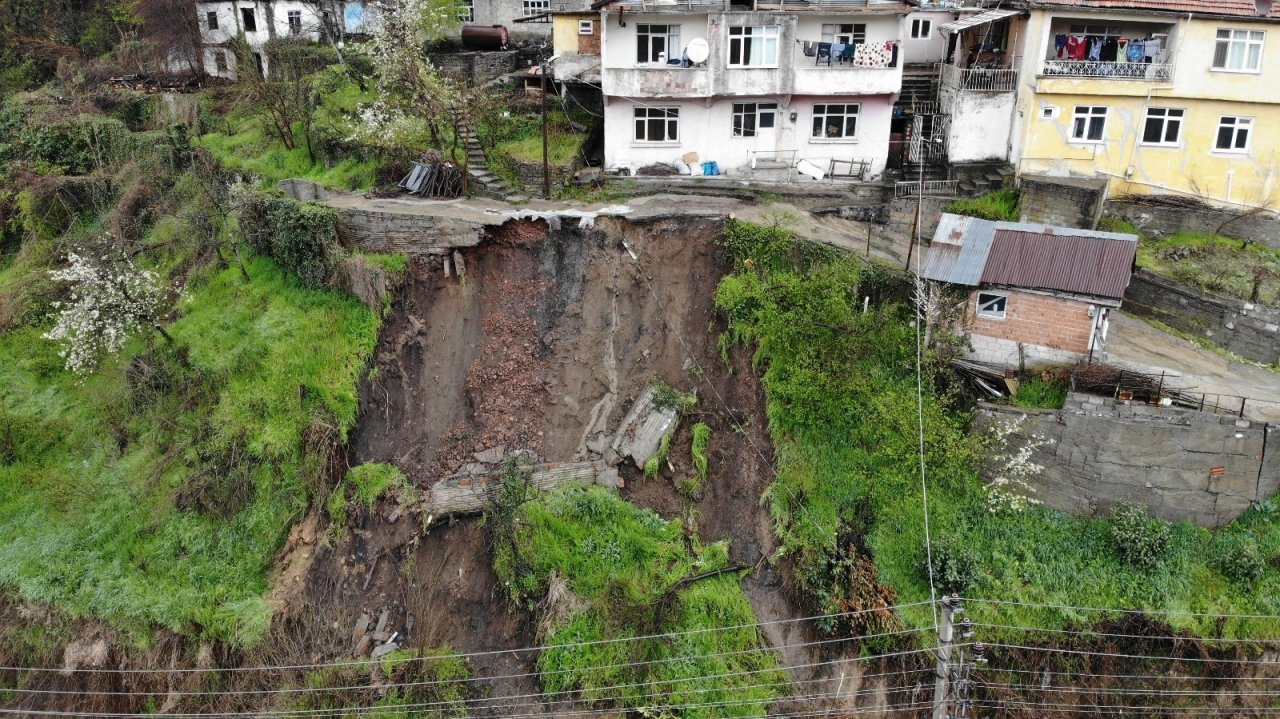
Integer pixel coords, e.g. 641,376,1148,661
979,665,1280,683
983,641,1280,665
974,621,1280,645
962,597,1280,621
975,679,1280,698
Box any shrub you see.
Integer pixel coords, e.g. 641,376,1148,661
1214,534,1266,584
928,539,981,593
237,190,343,288
1109,503,1172,569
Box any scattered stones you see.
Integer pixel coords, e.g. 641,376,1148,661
473,446,507,464
371,642,400,659
351,612,371,646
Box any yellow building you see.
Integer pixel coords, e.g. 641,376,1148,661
1009,0,1280,211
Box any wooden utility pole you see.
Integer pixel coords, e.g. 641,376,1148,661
541,64,550,199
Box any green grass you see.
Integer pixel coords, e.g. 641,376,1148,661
493,484,785,717
1135,231,1280,306
198,122,377,192
496,131,582,166
0,255,380,644
715,219,1280,640
944,187,1020,221
1011,377,1068,409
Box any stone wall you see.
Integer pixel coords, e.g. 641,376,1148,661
431,50,518,85
335,208,488,255
510,157,578,193
1123,270,1280,365
1018,174,1109,229
1105,200,1280,250
978,393,1276,528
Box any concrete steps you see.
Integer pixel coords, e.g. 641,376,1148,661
451,111,516,198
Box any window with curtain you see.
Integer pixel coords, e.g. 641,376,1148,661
729,26,779,67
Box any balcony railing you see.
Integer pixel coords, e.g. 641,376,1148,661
756,0,884,9
606,0,729,9
939,63,1017,92
1040,59,1173,82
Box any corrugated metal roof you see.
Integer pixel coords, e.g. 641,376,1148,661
1028,0,1280,20
981,229,1138,300
939,8,1021,33
921,213,1138,300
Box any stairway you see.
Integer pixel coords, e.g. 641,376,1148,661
897,65,939,109
454,116,520,200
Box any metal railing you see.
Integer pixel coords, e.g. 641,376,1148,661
939,63,1018,92
756,0,882,8
894,179,959,198
608,0,729,9
1071,366,1280,420
748,149,797,170
1040,59,1173,81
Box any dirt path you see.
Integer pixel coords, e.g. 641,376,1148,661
1106,312,1280,421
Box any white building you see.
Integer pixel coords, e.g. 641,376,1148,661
196,1,370,79
594,0,910,179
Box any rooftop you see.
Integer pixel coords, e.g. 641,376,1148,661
1024,0,1280,20
922,213,1139,301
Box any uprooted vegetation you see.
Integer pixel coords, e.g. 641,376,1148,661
714,219,1280,640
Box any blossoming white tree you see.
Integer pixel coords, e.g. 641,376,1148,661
984,415,1049,513
44,249,174,376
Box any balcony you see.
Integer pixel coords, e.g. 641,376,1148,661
939,63,1017,93
1040,59,1173,82
601,66,713,97
789,41,902,95
754,0,896,10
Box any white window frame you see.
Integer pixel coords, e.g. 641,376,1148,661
579,19,594,35
728,25,779,67
240,7,257,32
287,10,303,35
1141,108,1184,147
522,0,550,20
810,103,859,141
636,24,679,65
634,106,679,144
732,102,778,138
1215,116,1253,153
1070,105,1107,143
206,10,219,31
976,292,1008,320
820,23,865,45
1213,28,1265,73
911,18,932,40
458,0,474,22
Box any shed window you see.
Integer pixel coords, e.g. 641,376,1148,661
579,19,594,35
976,292,1007,320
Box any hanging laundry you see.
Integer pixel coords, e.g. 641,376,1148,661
1127,40,1145,62
1055,34,1068,58
1101,36,1118,62
1066,35,1086,60
1087,36,1103,61
832,42,846,64
1145,36,1164,60
803,41,816,57
817,41,832,65
1117,38,1129,63
854,42,892,68
889,41,899,67
841,43,857,62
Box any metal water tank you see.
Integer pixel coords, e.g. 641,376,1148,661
461,25,509,51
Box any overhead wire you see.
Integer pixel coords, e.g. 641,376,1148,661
983,641,1280,665
974,680,1280,698
974,621,1280,645
962,597,1280,621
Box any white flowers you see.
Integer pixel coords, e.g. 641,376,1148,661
43,250,171,376
984,415,1048,513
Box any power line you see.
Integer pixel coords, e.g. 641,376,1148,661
968,699,1280,715
981,665,1280,683
962,597,1280,622
0,601,933,675
983,642,1280,665
975,621,1280,645
975,680,1280,698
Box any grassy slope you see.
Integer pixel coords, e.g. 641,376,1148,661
494,484,784,717
0,256,378,644
715,220,1280,641
1135,230,1280,306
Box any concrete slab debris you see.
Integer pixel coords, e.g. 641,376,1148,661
370,642,400,659
421,461,614,518
610,384,680,469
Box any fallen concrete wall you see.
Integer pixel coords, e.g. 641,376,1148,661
422,461,618,518
1123,270,1280,365
978,392,1275,528
1105,201,1280,250
335,206,488,255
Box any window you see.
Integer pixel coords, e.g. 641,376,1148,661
213,50,228,73
1214,29,1265,72
252,51,264,77
732,102,777,138
241,8,257,32
811,103,858,139
1216,116,1252,152
1141,108,1184,146
288,10,302,35
522,0,550,19
1067,23,1123,37
579,19,594,35
729,26,779,66
976,292,1007,320
637,24,679,64
1071,105,1107,142
911,18,932,39
634,107,679,143
458,0,474,22
206,10,219,30
820,23,865,45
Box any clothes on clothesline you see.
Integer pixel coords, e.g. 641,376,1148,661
1054,33,1165,63
807,39,897,68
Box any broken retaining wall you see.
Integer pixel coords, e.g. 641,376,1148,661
1104,201,1280,250
1123,269,1280,365
978,392,1276,528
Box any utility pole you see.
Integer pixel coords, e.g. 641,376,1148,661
540,63,550,199
931,594,959,719
933,595,985,719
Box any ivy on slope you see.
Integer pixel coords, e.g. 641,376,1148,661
0,256,379,644
714,219,1280,640
493,483,785,718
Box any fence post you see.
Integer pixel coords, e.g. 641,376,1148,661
1156,371,1164,398
1240,397,1247,418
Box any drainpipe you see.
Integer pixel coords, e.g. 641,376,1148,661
1122,85,1174,186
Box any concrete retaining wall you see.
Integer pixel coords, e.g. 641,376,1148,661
1123,270,1280,365
336,208,487,255
1105,201,1280,250
1018,174,1108,229
431,50,519,86
979,393,1276,528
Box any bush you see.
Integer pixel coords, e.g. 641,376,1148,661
237,190,343,288
928,539,981,593
1214,534,1266,584
1110,503,1172,569
945,187,1020,221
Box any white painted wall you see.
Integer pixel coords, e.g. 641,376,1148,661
900,11,954,65
941,83,1016,162
967,334,1085,367
603,94,893,177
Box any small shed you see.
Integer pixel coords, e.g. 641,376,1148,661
922,213,1138,367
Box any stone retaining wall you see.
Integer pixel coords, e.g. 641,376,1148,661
336,208,487,255
1123,269,1280,365
1105,201,1280,250
431,50,519,86
978,392,1275,528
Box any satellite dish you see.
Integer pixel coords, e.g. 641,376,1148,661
686,38,710,64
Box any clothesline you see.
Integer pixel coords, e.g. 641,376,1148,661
800,39,899,68
1053,33,1164,63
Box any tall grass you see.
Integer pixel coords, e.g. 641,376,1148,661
944,187,1021,221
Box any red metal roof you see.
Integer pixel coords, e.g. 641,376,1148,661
980,229,1137,300
1029,0,1280,19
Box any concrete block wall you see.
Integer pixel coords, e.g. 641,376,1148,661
1123,270,1280,365
431,51,519,86
1105,201,1280,251
1018,175,1108,229
978,393,1275,528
